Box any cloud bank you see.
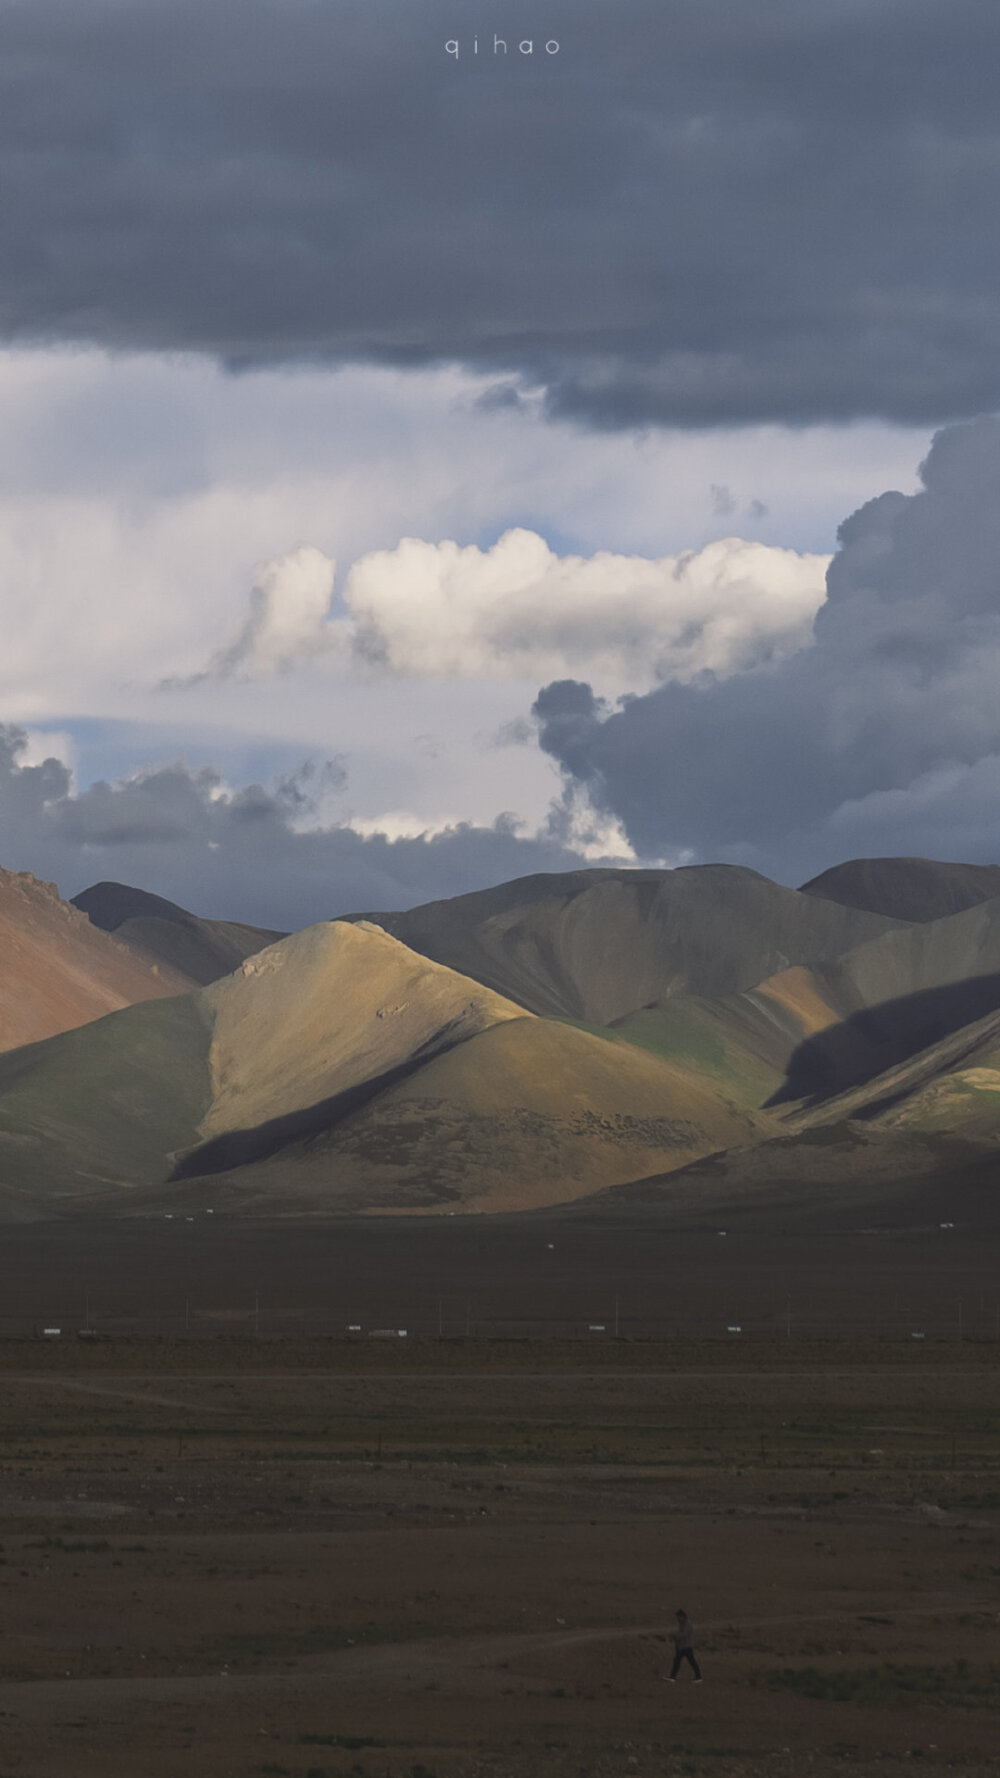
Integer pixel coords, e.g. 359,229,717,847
9,419,1000,916
0,725,595,930
2,1,1000,428
534,417,1000,881
211,530,827,691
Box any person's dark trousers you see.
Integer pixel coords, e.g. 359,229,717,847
670,1648,702,1679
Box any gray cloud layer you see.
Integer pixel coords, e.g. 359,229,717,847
0,727,586,929
4,0,1000,426
534,417,1000,880
12,416,1000,915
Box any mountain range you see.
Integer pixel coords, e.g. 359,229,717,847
0,856,999,1218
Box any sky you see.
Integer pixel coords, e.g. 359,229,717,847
1,0,999,927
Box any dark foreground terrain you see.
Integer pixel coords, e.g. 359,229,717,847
0,1332,999,1778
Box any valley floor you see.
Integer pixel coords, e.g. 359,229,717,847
0,1341,998,1777
2,1179,1000,1342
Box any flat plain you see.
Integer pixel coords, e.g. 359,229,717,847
0,1329,999,1778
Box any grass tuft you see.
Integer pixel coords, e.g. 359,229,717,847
754,1659,1000,1708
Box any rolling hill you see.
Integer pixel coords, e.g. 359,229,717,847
590,890,1000,1117
353,865,902,1020
800,856,1000,923
0,866,192,1056
4,855,1000,1219
180,1013,766,1217
0,918,768,1216
588,886,1000,1223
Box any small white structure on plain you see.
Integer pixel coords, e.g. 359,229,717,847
41,1327,61,1339
546,1242,555,1250
727,1324,742,1334
717,1229,728,1236
940,1221,954,1229
911,1330,926,1340
347,1323,362,1333
588,1324,606,1333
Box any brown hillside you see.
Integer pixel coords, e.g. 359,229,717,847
0,867,191,1054
0,919,530,1214
177,1015,770,1218
196,919,529,1141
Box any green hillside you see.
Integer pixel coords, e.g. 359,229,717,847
0,995,212,1205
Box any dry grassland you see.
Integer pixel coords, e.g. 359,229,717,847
0,1340,998,1778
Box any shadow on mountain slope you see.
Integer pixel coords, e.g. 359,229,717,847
168,1052,432,1180
766,970,1000,1107
170,1053,431,1179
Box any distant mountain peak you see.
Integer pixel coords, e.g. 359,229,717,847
801,857,1000,923
71,880,195,932
72,879,284,987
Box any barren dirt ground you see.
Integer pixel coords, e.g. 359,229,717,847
0,1341,998,1778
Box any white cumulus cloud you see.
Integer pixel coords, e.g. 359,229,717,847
207,528,829,692
210,545,338,679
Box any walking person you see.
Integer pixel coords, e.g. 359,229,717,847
667,1608,702,1682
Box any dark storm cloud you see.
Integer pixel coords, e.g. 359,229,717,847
4,0,1000,425
0,727,587,929
533,417,1000,879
